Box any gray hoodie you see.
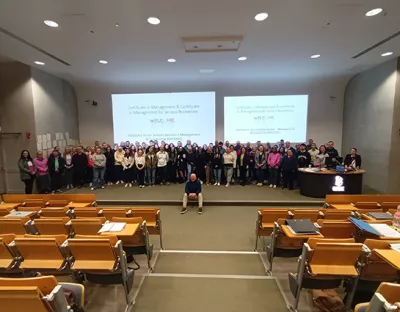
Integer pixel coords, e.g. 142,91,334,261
92,154,106,168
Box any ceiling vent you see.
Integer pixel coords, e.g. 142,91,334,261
182,36,243,53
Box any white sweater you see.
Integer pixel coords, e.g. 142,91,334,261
135,155,145,168
156,151,169,167
223,153,236,168
122,156,134,169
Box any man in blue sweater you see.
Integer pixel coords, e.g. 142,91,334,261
181,173,203,214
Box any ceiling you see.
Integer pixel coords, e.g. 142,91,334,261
0,0,399,88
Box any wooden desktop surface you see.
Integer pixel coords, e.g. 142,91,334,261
66,202,92,208
281,225,324,239
374,249,400,270
330,204,359,211
0,203,21,210
298,169,366,175
100,223,139,238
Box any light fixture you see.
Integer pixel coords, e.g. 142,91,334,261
254,13,268,21
238,56,247,61
310,54,321,59
199,69,215,74
115,23,119,27
147,17,160,25
365,8,383,16
44,20,59,28
381,52,393,57
99,60,108,64
34,61,45,65
167,58,176,63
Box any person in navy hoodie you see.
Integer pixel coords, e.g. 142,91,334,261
281,149,297,190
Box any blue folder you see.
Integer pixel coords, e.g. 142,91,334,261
349,217,380,236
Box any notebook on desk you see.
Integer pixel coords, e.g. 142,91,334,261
367,212,393,220
286,219,319,235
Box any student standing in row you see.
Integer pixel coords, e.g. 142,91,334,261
114,146,125,184
145,146,157,186
104,146,115,185
48,150,65,193
91,147,106,190
267,145,280,188
281,149,297,190
123,149,135,187
204,146,214,185
135,149,146,188
64,147,74,190
223,147,235,187
255,145,267,186
308,143,319,165
72,146,87,188
213,147,222,185
157,145,169,185
18,150,36,194
33,151,51,194
238,147,249,186
168,145,177,183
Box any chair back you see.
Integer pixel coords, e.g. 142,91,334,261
99,208,131,220
0,276,58,296
0,238,15,269
45,200,69,207
131,208,158,223
0,218,29,235
376,282,400,305
74,234,118,246
353,202,380,209
111,217,144,246
68,238,117,270
40,207,69,218
23,199,45,207
291,210,320,222
322,210,353,220
261,209,289,223
16,207,42,213
0,286,53,312
307,238,355,249
14,238,65,269
380,202,400,210
70,218,105,235
0,208,10,217
317,220,355,238
72,208,99,218
33,218,70,235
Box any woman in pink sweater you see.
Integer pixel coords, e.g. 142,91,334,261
267,145,281,188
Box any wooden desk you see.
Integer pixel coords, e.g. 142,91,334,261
100,223,139,238
374,249,400,270
0,203,21,210
281,225,324,239
4,211,36,218
331,204,358,211
66,202,92,208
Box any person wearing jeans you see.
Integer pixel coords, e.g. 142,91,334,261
145,146,157,186
222,147,236,187
237,147,249,186
34,151,51,194
255,145,267,186
267,145,280,188
91,147,106,190
135,149,146,188
156,145,169,185
212,147,222,185
186,147,196,180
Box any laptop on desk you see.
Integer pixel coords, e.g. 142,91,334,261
286,219,319,235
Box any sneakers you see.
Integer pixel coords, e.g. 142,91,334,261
200,180,203,185
90,187,95,191
142,185,145,188
217,182,220,186
69,184,74,189
214,182,218,186
125,183,128,188
101,186,105,189
116,181,120,185
198,207,203,214
269,184,273,188
66,185,70,190
181,207,188,214
273,185,277,188
257,183,262,186
225,183,230,187
129,183,132,187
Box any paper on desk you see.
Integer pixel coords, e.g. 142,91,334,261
370,224,400,238
98,222,126,233
390,243,400,252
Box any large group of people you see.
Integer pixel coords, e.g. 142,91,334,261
18,138,362,194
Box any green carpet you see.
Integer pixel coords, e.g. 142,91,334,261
153,253,266,275
132,277,287,312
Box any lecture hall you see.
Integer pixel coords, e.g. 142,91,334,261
0,1,400,312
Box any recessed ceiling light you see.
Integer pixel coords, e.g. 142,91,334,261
310,54,321,59
34,61,45,65
199,69,215,74
115,23,119,27
44,20,58,28
365,8,383,16
99,60,108,64
167,58,176,63
238,56,247,61
381,52,393,57
254,13,268,21
147,17,160,25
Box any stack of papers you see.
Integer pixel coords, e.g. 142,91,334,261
98,222,126,233
369,224,400,238
390,243,400,252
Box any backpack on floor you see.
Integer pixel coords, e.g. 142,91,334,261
312,289,346,312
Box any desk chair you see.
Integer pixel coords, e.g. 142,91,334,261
0,286,55,312
0,207,12,217
380,202,400,211
320,210,353,220
30,217,71,236
71,207,98,218
40,207,70,218
355,282,400,312
317,220,356,238
14,237,69,273
98,208,132,220
0,275,84,310
70,217,105,235
22,199,45,207
288,242,364,311
68,237,134,307
0,217,30,236
131,208,163,249
255,209,290,250
290,209,321,222
112,217,153,270
45,200,70,207
0,235,19,272
353,202,381,209
266,220,305,272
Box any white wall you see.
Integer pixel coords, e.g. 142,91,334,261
343,58,398,193
76,78,346,152
31,68,79,150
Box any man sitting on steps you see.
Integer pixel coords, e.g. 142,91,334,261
181,173,203,215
